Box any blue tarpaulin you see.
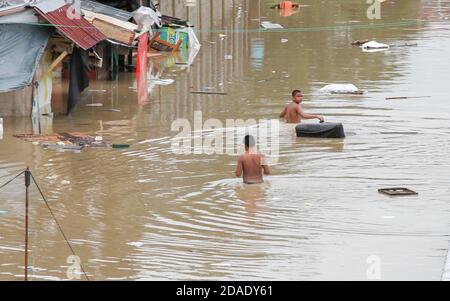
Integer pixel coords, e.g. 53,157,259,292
0,24,53,92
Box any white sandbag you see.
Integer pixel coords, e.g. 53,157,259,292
261,21,283,29
320,84,359,94
362,41,390,52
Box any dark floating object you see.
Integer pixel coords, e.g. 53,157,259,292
378,188,418,196
331,90,365,95
351,39,369,46
389,43,418,48
191,91,227,95
112,144,130,149
296,123,346,139
386,96,431,100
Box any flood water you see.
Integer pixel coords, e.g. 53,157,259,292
1,0,450,280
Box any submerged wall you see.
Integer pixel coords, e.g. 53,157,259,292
0,86,33,117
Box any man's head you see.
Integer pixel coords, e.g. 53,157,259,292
292,89,303,104
244,135,256,150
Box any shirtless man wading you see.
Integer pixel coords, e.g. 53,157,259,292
235,135,270,184
280,90,325,124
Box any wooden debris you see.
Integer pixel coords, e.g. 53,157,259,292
191,91,227,95
14,133,111,150
331,90,365,95
386,96,431,100
378,188,418,196
351,39,369,46
43,144,84,151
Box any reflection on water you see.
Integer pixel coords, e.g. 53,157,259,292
235,182,269,216
1,0,450,280
251,38,265,71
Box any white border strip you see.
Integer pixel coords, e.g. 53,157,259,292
443,245,450,281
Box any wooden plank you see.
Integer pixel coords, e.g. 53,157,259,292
48,51,68,73
191,91,227,95
386,96,431,100
378,188,418,196
92,18,135,45
82,9,138,46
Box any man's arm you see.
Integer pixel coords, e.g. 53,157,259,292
297,105,324,122
280,107,287,119
261,155,270,175
235,157,243,178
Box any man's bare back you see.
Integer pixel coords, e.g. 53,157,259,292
236,153,270,184
236,135,270,184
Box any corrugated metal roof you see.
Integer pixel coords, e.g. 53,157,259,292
0,0,28,16
35,4,106,50
81,0,133,22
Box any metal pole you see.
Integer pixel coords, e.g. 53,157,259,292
24,167,31,281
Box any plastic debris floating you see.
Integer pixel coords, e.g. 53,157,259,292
261,21,284,29
362,41,390,52
319,84,364,95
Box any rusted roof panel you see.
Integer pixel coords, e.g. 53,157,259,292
35,4,106,50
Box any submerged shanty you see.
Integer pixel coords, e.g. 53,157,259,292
0,0,200,118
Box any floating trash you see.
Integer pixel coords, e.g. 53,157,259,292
362,41,390,52
14,133,111,151
378,188,418,196
112,144,130,149
320,84,364,95
261,21,283,29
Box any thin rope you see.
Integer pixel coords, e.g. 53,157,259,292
30,173,90,281
0,171,25,190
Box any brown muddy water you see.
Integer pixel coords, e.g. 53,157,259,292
1,0,450,280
